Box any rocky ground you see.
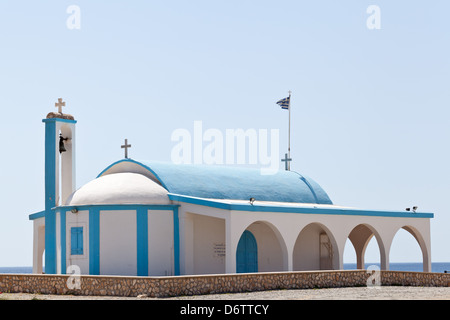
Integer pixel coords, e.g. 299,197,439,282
1,286,450,300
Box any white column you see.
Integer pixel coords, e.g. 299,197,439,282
178,211,194,275
422,227,432,272
376,229,391,271
225,215,241,274
380,246,390,271
286,245,293,271
32,219,45,274
225,217,234,273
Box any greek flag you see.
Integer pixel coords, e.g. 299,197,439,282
276,96,290,110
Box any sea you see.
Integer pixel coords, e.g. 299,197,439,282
0,263,449,274
344,262,450,273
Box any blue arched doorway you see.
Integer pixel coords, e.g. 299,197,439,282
236,230,258,273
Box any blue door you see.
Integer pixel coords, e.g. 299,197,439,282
236,230,258,273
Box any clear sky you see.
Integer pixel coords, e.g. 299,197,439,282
0,1,449,267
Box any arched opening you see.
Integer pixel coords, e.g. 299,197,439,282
293,223,339,271
345,224,382,269
59,124,74,206
343,238,357,269
364,236,381,268
389,226,428,272
236,221,287,273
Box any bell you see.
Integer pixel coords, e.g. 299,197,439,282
59,140,67,153
59,134,67,153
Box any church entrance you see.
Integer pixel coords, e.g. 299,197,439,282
236,230,258,273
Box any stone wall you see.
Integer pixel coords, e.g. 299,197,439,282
0,270,449,298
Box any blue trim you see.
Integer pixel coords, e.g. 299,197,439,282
42,118,77,124
44,210,57,274
136,208,148,276
89,208,100,275
61,210,66,274
169,194,231,210
173,207,180,276
55,204,179,212
44,120,57,274
29,210,45,220
168,194,434,219
297,174,319,204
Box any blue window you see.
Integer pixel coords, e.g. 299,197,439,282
71,227,83,255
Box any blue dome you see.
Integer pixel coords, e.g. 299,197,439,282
98,159,333,205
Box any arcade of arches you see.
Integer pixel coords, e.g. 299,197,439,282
178,204,432,276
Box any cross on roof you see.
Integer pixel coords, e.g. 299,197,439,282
55,98,66,113
281,153,292,171
121,139,131,159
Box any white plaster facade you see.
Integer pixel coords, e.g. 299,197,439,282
31,197,433,275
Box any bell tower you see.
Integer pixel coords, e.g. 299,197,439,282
42,98,76,274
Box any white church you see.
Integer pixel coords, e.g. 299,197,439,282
29,101,434,276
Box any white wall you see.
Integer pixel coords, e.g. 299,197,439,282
182,213,226,275
148,210,174,276
100,210,137,276
65,210,89,274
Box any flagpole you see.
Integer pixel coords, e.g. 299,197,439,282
288,90,291,171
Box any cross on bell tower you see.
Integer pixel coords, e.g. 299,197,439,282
55,98,66,113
